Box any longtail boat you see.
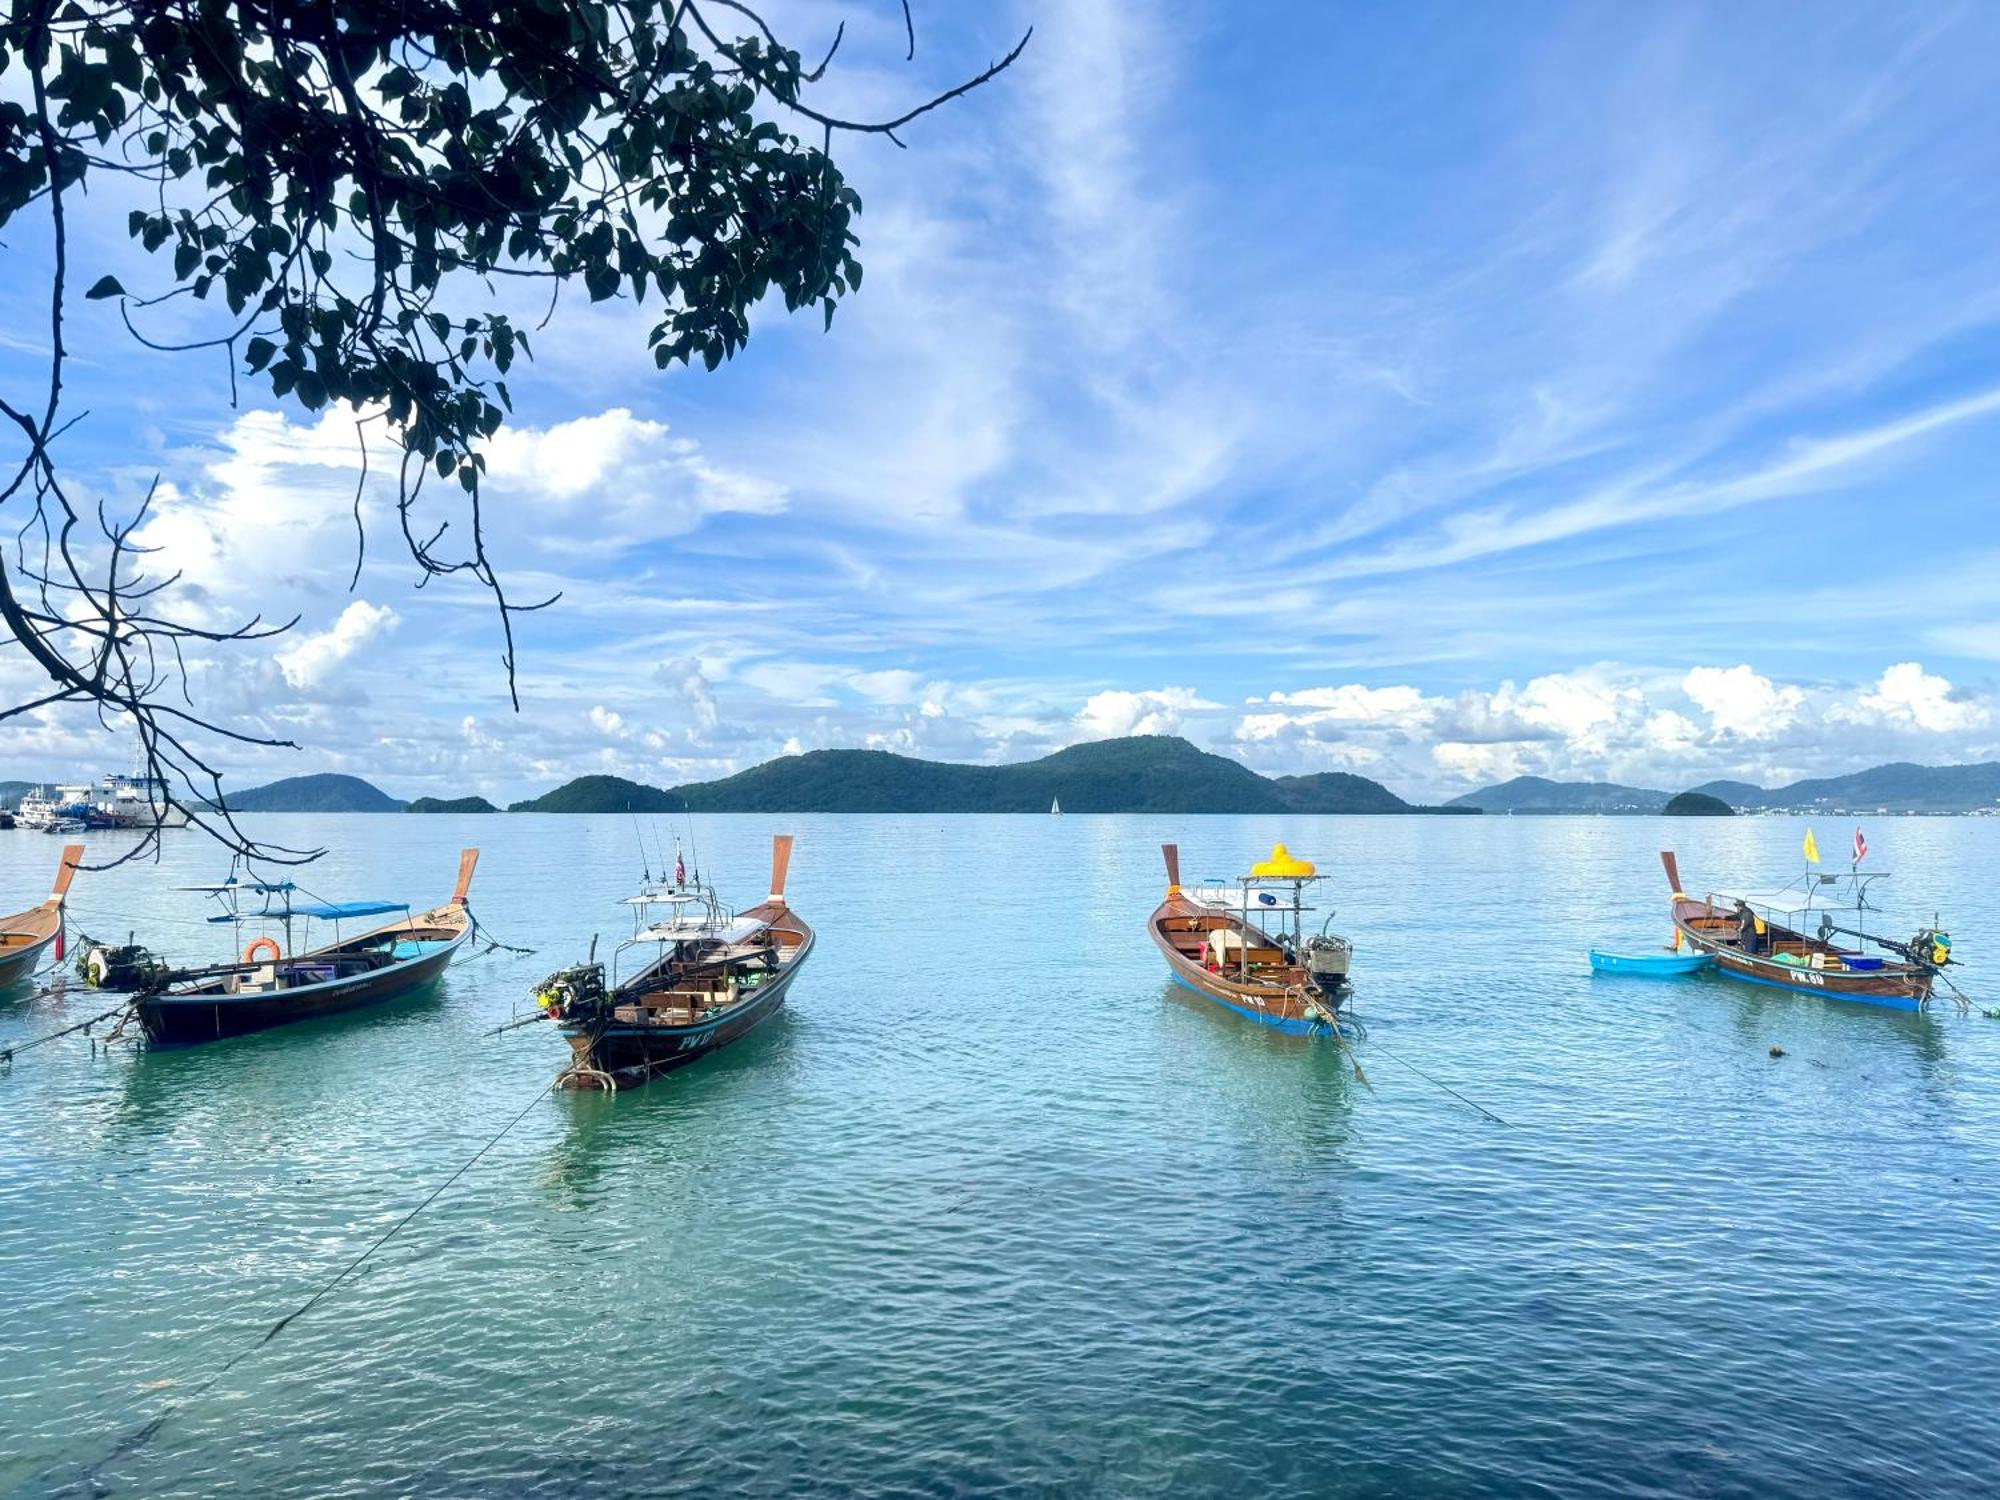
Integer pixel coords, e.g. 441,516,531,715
0,842,83,989
1148,843,1354,1034
89,850,479,1043
535,834,812,1090
1662,850,1958,1011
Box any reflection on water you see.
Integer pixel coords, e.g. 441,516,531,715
2,812,1999,1497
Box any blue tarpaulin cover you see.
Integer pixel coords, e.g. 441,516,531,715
291,900,410,920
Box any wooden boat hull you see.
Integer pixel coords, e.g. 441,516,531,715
0,931,57,990
0,843,81,991
1149,898,1345,1035
1662,852,1934,1011
136,850,478,1045
135,928,467,1043
557,937,809,1090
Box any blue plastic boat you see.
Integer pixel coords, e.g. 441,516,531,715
1588,949,1712,977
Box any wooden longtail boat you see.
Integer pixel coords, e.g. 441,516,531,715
537,834,812,1090
1662,850,1953,1011
1148,843,1353,1034
113,850,479,1044
0,843,83,989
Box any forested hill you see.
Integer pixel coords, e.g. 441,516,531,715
1448,776,1669,813
1692,761,2000,813
224,773,405,812
511,736,1456,814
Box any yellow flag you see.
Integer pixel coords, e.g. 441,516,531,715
1803,828,1820,865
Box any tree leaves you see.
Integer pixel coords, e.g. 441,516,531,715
2,0,879,482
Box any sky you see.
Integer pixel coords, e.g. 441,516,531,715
6,0,2000,803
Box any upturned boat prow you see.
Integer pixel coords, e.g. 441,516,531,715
0,842,84,990
1661,848,1959,1011
1148,841,1355,1036
540,833,813,1091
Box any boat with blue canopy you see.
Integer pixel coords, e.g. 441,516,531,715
80,850,479,1043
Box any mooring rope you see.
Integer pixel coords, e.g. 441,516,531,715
85,1072,558,1477
0,1003,132,1066
1364,1039,1512,1128
471,915,537,957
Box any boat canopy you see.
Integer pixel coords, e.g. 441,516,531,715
291,900,411,920
1248,843,1316,879
635,914,768,945
623,886,704,906
1187,884,1285,910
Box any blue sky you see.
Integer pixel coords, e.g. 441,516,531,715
6,0,2000,801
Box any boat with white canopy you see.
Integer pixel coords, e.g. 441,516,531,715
533,835,813,1090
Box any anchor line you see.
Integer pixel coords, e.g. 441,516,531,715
0,1003,132,1066
470,916,538,957
1365,1040,1512,1128
89,1073,558,1474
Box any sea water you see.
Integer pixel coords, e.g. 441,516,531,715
2,813,1998,1496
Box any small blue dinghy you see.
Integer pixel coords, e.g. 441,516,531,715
1589,949,1712,976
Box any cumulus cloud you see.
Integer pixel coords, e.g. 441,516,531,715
273,600,398,689
1683,665,1806,740
1849,661,1990,733
1074,686,1218,740
482,407,785,551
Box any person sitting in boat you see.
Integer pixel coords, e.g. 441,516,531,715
1734,900,1764,956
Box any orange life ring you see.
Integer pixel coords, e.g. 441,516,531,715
243,937,281,964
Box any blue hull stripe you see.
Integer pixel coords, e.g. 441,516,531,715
1167,969,1335,1036
1714,963,1925,1012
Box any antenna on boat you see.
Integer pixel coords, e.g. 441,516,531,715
632,818,652,883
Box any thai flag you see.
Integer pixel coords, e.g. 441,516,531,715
674,851,686,886
1853,827,1867,864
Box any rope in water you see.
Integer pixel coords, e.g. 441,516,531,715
88,1073,558,1474
0,1003,132,1066
1364,1039,1512,1128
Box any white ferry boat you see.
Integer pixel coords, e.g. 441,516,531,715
16,773,188,831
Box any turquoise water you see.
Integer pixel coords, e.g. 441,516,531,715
3,813,2000,1496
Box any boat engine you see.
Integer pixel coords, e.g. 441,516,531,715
1304,933,1353,988
79,942,170,992
535,963,607,1020
1912,927,1953,968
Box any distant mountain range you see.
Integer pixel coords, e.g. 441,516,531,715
510,737,1454,815
1452,761,2000,815
1448,776,1671,814
26,748,2000,818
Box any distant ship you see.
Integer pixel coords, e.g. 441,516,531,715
16,772,189,832
1051,797,1062,816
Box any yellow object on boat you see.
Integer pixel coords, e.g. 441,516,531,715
1250,843,1316,878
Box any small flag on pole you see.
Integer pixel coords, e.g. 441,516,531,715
1803,828,1820,865
1853,827,1867,865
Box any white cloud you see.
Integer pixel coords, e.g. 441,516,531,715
273,600,398,689
1074,686,1217,740
482,407,786,551
1850,661,1989,733
1683,664,1805,740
